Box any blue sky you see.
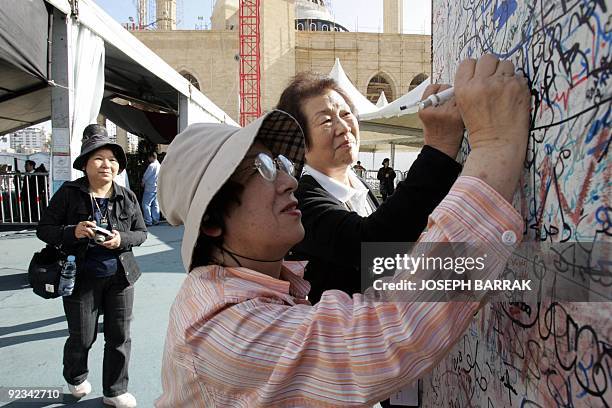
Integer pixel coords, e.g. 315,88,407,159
93,0,431,34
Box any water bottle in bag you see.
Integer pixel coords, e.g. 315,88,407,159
58,255,77,296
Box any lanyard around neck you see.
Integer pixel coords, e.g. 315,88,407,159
90,193,110,226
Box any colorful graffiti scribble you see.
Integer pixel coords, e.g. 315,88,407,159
427,0,611,406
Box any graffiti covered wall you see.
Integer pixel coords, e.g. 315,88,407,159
426,1,611,406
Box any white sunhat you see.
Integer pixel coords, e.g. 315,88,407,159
158,110,306,271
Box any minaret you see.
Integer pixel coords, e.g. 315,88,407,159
383,0,403,34
211,0,239,31
156,0,176,30
138,0,148,28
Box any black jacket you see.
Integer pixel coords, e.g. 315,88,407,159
291,146,462,303
377,166,396,195
36,177,147,285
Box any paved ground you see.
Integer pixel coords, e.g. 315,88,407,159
0,224,186,407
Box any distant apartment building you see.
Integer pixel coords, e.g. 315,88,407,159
105,120,118,142
9,128,49,153
104,118,139,154
127,133,139,153
0,133,11,152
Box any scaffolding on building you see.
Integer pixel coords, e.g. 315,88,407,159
238,0,261,126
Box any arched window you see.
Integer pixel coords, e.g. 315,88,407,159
409,73,428,91
367,73,394,103
310,22,317,31
297,22,304,30
181,71,200,91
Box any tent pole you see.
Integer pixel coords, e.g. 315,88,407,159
50,9,74,195
178,94,189,132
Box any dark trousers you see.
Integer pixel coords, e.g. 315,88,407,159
62,272,134,397
381,190,394,202
380,184,394,202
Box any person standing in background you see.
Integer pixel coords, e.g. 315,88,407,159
352,160,366,178
34,163,48,218
377,158,396,201
114,167,131,191
20,160,39,222
141,152,160,226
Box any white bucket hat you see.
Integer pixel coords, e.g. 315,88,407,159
158,110,305,271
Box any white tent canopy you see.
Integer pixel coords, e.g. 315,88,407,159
360,79,431,121
375,91,388,107
358,78,430,145
329,58,378,116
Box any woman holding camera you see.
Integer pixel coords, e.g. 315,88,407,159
37,124,146,408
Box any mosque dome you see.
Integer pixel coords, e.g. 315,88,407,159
211,0,348,33
295,0,348,32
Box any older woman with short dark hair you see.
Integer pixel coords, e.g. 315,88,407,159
277,71,465,306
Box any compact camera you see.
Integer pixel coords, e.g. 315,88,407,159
92,226,113,244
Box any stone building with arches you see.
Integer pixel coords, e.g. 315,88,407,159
130,0,430,148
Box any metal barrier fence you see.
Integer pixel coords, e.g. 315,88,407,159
0,172,50,225
0,169,408,223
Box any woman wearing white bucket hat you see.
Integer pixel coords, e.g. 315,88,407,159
156,55,531,408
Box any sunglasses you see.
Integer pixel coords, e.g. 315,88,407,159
238,152,296,182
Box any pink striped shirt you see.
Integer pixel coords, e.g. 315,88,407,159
156,176,523,407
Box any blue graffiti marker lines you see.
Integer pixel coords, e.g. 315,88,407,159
429,1,611,407
494,0,518,32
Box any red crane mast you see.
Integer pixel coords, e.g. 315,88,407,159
238,0,261,126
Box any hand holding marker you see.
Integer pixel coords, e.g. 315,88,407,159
402,67,525,113
417,87,455,110
400,87,455,113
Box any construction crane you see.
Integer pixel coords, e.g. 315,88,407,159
238,0,261,126
131,0,260,125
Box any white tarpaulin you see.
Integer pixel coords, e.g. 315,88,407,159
328,58,429,140
376,91,388,107
69,21,105,180
329,58,378,115
359,78,431,121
